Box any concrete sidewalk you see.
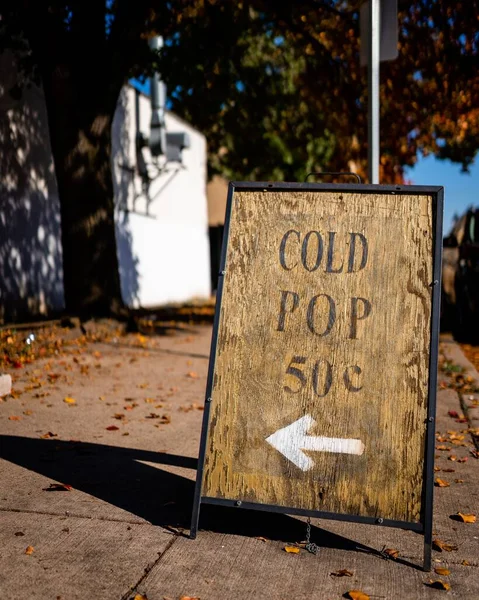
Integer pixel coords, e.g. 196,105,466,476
0,324,478,599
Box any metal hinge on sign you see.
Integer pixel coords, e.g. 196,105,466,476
305,517,320,555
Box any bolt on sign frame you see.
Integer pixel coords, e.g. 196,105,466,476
191,181,443,571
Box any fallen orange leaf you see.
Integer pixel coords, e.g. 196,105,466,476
435,478,450,487
456,512,476,523
433,539,458,552
283,546,300,554
25,546,34,555
186,371,199,378
425,580,451,591
441,468,455,473
345,591,370,600
436,445,450,451
455,479,465,484
40,432,57,439
179,597,200,600
63,396,76,404
155,415,171,424
330,569,353,577
383,548,399,559
23,410,33,416
133,594,148,600
434,568,451,576
448,455,457,461
8,416,21,421
43,483,72,492
462,560,471,566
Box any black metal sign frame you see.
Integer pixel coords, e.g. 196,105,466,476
191,181,444,572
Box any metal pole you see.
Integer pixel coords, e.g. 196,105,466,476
368,0,380,184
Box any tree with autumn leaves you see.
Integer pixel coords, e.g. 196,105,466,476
1,0,478,317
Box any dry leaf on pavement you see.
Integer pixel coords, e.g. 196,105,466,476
179,597,200,600
8,415,21,420
433,539,458,552
435,478,450,487
43,483,72,492
330,569,353,577
186,371,199,378
462,560,471,565
106,425,119,431
40,432,57,438
63,396,76,404
345,591,370,600
25,546,34,555
382,548,399,559
455,512,476,523
124,403,139,410
425,580,451,591
255,536,268,542
156,415,171,424
434,568,451,576
283,546,300,553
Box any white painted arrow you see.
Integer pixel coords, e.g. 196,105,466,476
265,415,365,471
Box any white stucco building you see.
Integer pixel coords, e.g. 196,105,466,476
112,85,211,309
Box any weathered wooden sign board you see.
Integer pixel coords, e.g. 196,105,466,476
191,181,443,570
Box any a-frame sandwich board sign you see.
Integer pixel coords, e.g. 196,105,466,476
191,181,443,571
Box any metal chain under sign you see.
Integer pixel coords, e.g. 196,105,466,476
305,517,320,555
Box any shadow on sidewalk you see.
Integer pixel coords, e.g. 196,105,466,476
0,435,422,569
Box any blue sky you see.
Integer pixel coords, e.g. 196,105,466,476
406,157,479,235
